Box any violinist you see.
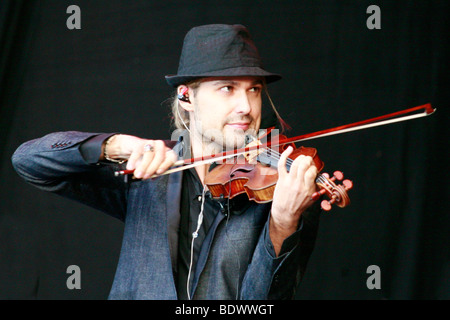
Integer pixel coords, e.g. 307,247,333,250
12,24,321,300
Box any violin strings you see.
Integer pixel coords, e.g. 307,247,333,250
260,147,327,184
259,147,295,170
258,145,326,180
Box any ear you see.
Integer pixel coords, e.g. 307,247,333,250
177,85,194,112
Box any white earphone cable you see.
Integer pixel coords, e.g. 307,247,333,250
186,185,207,300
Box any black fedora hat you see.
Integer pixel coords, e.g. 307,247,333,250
165,24,282,87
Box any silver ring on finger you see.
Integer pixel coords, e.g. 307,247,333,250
144,144,154,152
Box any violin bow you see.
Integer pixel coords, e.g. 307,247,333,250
115,103,436,178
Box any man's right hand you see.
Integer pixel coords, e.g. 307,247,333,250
103,134,178,179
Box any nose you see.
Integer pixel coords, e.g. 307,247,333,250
233,91,252,115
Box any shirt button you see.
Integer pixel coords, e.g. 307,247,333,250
197,196,202,201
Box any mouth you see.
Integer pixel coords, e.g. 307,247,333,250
226,122,250,131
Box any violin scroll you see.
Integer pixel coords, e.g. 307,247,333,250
312,171,353,211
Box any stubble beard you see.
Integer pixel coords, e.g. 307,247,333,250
194,117,258,155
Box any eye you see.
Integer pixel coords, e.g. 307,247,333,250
249,86,262,93
220,86,233,93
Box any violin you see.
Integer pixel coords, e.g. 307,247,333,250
204,131,353,211
115,103,435,211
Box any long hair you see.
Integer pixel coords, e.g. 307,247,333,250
170,80,201,131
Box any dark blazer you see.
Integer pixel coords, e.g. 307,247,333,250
11,131,321,299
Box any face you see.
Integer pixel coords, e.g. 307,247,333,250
183,77,263,151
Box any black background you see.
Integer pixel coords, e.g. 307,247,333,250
0,0,448,300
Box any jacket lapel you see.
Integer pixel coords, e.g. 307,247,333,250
165,137,185,279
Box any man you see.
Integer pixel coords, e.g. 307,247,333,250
12,24,321,299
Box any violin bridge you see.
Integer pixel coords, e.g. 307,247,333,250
243,138,262,164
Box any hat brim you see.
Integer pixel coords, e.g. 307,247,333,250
165,66,282,87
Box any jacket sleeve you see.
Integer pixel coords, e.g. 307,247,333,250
240,202,321,300
11,131,129,221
